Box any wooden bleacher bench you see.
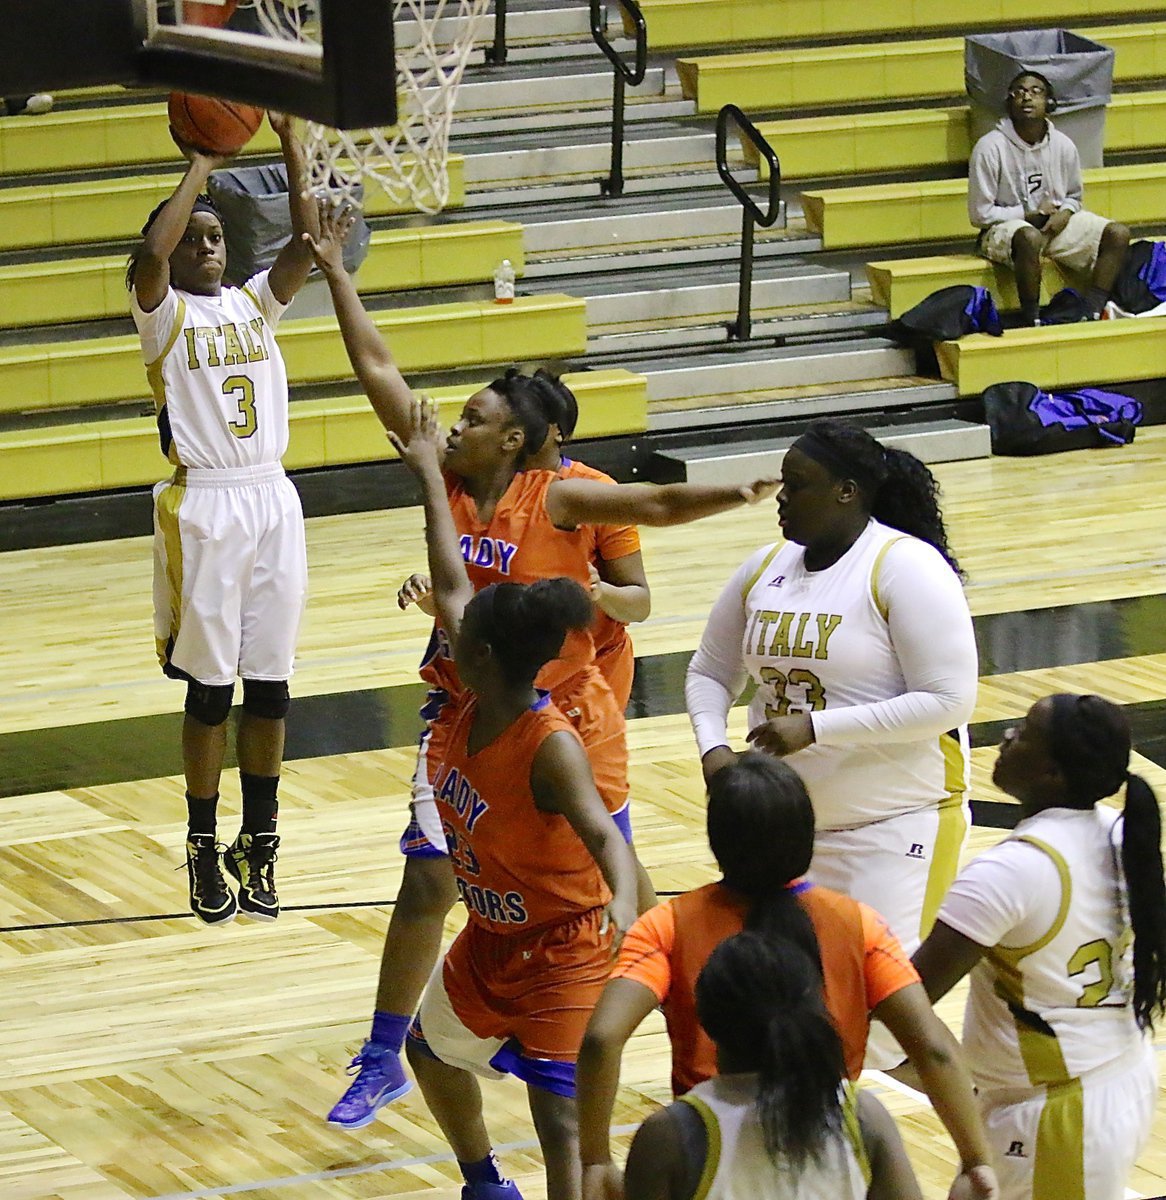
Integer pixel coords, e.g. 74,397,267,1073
0,369,649,502
0,221,525,327
674,22,1166,111
0,159,466,252
801,162,1166,249
742,92,1166,181
936,318,1166,396
0,294,586,413
633,0,1164,51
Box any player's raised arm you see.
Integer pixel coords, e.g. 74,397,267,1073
133,149,228,312
388,398,473,640
546,477,778,530
267,112,318,304
304,198,417,441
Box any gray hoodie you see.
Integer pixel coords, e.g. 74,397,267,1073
967,116,1083,229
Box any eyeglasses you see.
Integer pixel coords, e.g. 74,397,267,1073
1009,84,1048,99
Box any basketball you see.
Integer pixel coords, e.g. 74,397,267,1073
168,91,264,156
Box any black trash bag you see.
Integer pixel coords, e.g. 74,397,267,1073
208,163,371,286
982,380,1143,455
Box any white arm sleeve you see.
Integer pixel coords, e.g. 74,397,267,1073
685,551,764,757
130,285,181,361
1060,137,1084,213
241,270,290,328
811,538,978,746
939,838,1063,949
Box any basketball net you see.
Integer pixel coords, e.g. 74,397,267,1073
243,0,489,213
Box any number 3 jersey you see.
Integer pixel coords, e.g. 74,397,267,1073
938,805,1142,1090
131,272,290,469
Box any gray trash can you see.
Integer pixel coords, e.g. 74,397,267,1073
965,30,1115,168
208,163,371,287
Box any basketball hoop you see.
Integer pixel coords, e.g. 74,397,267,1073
242,0,489,213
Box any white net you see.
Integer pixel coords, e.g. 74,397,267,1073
242,0,490,213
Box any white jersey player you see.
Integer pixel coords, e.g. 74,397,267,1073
686,419,977,1066
622,931,930,1200
914,693,1166,1200
127,115,324,926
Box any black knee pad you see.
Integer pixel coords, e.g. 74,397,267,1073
184,681,235,727
242,678,290,720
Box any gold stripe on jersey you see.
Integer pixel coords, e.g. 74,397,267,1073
682,1091,723,1200
920,790,968,938
840,1084,872,1187
144,297,187,415
868,534,907,621
740,543,783,601
154,479,187,670
1033,1078,1087,1200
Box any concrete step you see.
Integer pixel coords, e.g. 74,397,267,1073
452,64,669,118
617,338,916,403
652,417,991,484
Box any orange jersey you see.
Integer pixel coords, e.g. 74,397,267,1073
419,465,639,703
613,880,919,1093
432,690,612,934
557,456,640,704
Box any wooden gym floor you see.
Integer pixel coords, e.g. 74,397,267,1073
2,428,1165,1199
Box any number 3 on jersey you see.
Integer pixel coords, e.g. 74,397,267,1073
223,374,257,439
760,666,827,717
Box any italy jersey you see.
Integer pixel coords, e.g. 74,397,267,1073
131,272,289,469
680,1076,870,1200
940,805,1143,1090
730,519,969,830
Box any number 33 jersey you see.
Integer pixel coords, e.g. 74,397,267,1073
728,519,971,831
132,271,290,469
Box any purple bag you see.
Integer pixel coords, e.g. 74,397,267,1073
982,382,1143,455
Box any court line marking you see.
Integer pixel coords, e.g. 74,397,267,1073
148,1124,643,1200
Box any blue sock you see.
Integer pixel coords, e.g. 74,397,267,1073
370,1010,410,1053
459,1152,505,1187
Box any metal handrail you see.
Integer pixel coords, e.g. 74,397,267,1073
484,0,508,65
716,104,782,341
590,0,648,197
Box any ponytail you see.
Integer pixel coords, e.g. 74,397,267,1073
706,753,822,970
872,447,963,578
1122,773,1166,1030
696,932,844,1169
468,577,592,687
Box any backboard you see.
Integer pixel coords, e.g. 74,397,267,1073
0,0,396,129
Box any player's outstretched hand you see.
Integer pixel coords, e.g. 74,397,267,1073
387,395,444,479
746,713,815,757
303,196,357,273
397,572,435,613
739,478,779,504
948,1164,1000,1200
170,129,233,171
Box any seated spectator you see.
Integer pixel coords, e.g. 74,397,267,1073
968,71,1128,326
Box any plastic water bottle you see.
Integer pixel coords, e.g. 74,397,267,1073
493,258,516,304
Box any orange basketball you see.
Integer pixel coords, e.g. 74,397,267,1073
168,91,264,156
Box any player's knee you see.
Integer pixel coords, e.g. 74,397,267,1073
184,681,235,727
398,854,459,918
1101,221,1130,252
241,678,290,720
1011,225,1042,261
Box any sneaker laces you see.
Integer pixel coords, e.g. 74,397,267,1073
245,837,278,894
346,1045,385,1075
183,839,229,901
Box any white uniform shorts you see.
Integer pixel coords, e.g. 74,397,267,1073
153,463,307,687
808,800,968,1068
979,210,1111,274
978,1040,1157,1200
